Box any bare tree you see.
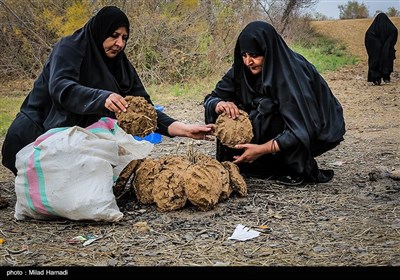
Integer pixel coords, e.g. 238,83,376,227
200,0,216,36
256,0,317,35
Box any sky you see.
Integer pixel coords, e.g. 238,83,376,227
311,0,400,19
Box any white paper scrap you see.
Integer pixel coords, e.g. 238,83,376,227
228,224,260,241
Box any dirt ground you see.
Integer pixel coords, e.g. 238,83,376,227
0,19,400,269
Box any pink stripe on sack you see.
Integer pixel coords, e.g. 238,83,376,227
26,151,49,214
33,127,66,146
86,117,116,130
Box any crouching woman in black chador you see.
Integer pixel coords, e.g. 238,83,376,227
204,21,346,185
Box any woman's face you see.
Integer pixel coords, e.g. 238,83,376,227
103,26,128,59
242,53,264,75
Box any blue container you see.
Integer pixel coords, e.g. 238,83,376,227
133,105,163,144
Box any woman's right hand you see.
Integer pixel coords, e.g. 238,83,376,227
215,101,240,119
105,93,128,113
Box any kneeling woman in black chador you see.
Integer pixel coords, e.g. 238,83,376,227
204,21,346,185
365,12,398,85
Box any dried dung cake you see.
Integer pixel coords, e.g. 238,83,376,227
184,161,225,211
215,109,253,148
114,159,142,198
195,154,232,201
115,96,157,137
152,170,188,212
151,156,191,211
222,161,248,197
133,158,162,204
158,155,191,173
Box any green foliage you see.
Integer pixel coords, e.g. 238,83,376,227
0,96,24,136
338,1,369,19
292,35,358,73
161,0,198,19
146,76,219,105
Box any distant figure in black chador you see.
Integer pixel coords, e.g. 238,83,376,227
365,13,398,85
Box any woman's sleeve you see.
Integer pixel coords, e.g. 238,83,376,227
155,111,176,137
46,45,111,115
274,130,300,151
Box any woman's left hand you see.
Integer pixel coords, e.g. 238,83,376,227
232,143,265,164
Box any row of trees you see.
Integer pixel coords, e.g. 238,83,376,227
338,1,399,19
0,0,398,84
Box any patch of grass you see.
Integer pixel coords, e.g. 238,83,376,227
146,76,219,105
292,35,358,73
0,96,24,136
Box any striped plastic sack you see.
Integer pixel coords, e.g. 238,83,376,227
14,117,153,222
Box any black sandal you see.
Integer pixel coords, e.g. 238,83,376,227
275,174,304,186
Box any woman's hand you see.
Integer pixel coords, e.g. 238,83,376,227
232,140,280,164
105,93,128,113
215,101,240,119
232,143,265,164
168,122,215,140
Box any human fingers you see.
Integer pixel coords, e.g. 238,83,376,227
234,144,248,150
105,97,119,112
230,103,241,119
105,93,127,112
232,106,240,118
232,155,244,164
215,102,225,114
205,124,216,134
215,101,232,115
193,127,215,141
223,102,239,119
205,123,215,129
191,124,215,134
202,124,216,133
235,144,261,163
111,93,128,112
233,153,254,164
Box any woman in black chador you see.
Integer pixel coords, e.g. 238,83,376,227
365,13,398,85
204,21,346,185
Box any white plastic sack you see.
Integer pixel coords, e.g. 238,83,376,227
14,117,153,222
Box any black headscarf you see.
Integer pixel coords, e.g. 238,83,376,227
365,13,398,81
90,6,129,73
238,30,264,56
